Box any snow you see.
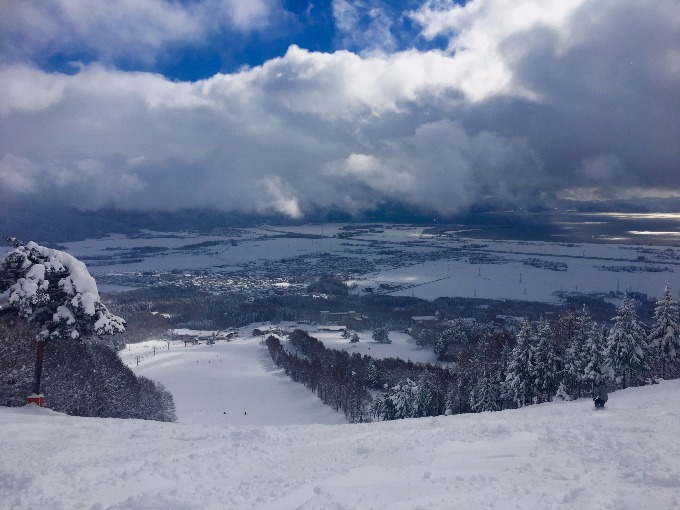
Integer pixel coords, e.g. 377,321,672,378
44,223,680,301
308,329,438,364
2,333,679,509
121,337,347,427
2,241,125,339
25,241,102,298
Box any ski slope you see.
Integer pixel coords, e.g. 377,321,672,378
119,336,347,426
2,335,679,509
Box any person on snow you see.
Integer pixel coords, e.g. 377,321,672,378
593,382,608,409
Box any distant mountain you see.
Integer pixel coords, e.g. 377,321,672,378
2,196,680,244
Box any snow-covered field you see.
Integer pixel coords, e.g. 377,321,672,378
2,333,679,509
53,223,680,302
309,329,437,364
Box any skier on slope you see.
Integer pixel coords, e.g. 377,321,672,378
593,382,608,409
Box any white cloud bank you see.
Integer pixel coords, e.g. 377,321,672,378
1,0,679,217
0,0,278,64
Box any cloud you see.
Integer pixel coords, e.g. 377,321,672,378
1,0,679,220
322,120,541,214
0,154,39,194
408,0,588,101
0,0,279,65
0,64,68,115
578,154,623,183
0,54,539,216
257,176,303,219
332,0,398,53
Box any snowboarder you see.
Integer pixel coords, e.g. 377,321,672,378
593,382,608,409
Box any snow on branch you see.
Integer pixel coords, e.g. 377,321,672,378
0,237,125,341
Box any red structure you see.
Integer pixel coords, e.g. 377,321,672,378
27,394,45,407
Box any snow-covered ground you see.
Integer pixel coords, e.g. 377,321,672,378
308,329,437,364
2,334,679,509
120,336,346,426
51,223,680,302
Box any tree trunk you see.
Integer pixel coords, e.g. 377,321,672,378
32,340,47,395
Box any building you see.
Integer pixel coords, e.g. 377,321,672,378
320,310,360,325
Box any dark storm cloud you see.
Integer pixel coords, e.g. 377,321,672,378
487,0,679,192
1,0,679,218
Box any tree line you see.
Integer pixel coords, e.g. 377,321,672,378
267,286,680,422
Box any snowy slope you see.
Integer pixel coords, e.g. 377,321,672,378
2,335,679,509
120,337,347,426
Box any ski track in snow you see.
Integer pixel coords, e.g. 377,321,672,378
1,334,680,509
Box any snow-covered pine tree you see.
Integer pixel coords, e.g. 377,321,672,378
412,372,436,418
533,317,561,403
444,380,458,415
554,381,571,401
563,306,592,398
503,319,537,407
372,327,391,344
553,308,578,353
648,284,680,379
416,328,435,348
583,323,611,389
379,378,418,420
365,359,381,388
470,368,500,412
434,321,467,360
606,295,648,388
0,238,126,399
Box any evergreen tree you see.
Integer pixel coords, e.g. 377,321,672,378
503,319,537,407
350,332,360,343
533,318,561,402
434,321,467,360
0,238,126,399
412,371,445,417
375,379,418,420
416,328,435,348
563,307,592,398
412,373,434,418
584,323,611,388
554,381,572,401
553,308,579,353
648,284,680,379
365,359,381,388
470,369,500,412
372,327,391,344
444,380,458,415
606,295,648,388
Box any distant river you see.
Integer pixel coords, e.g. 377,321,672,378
443,212,680,246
